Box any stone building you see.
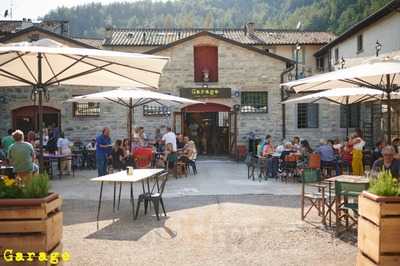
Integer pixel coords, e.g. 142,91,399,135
313,0,400,145
0,22,343,156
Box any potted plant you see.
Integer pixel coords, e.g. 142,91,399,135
357,170,400,266
0,173,63,258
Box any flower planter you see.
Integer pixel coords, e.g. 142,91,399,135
0,193,63,257
357,191,400,266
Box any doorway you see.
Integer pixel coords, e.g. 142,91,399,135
179,103,234,156
12,106,61,133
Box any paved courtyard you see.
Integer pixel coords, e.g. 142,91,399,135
53,160,357,266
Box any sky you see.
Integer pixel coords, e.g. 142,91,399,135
0,0,149,20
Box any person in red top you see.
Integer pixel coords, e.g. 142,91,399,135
341,137,353,174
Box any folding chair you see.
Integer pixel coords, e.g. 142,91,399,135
335,181,369,236
301,168,326,225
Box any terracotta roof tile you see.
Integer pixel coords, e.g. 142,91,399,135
104,28,336,46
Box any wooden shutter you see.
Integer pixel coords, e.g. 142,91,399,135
194,46,218,82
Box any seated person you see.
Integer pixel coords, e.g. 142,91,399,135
176,134,185,150
112,139,126,171
372,140,385,164
7,130,36,183
372,145,400,180
280,142,296,160
316,139,339,176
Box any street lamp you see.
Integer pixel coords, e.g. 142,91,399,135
376,40,382,57
295,42,301,80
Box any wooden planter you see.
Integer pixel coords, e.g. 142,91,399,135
0,193,63,257
357,191,400,266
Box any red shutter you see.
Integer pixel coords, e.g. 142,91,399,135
194,46,218,82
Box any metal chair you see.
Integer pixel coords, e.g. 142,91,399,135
135,172,168,220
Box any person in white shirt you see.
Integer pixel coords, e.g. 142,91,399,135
86,139,96,151
57,132,72,175
162,127,177,152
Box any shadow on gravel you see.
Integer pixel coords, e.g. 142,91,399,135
63,194,300,226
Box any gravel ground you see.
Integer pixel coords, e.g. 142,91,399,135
62,194,357,266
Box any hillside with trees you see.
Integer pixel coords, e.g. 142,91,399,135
43,0,393,38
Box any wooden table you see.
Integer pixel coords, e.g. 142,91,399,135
91,168,165,227
325,175,369,231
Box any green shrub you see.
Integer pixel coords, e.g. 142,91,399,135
369,170,400,196
22,173,50,198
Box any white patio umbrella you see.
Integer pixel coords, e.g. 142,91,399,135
281,57,400,142
281,87,399,135
0,39,169,169
68,87,203,147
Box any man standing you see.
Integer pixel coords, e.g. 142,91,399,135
162,127,177,152
2,129,15,154
8,130,35,183
96,127,112,176
57,132,72,175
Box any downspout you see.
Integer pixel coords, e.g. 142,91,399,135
280,63,295,140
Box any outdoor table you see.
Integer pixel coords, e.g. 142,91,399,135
91,168,165,227
43,153,77,179
324,175,369,228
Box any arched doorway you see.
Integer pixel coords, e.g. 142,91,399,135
176,103,235,155
12,106,61,133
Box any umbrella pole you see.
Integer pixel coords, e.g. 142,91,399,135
346,97,350,137
386,74,392,144
37,52,44,173
128,98,133,151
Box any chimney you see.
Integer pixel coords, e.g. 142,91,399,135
104,26,113,43
245,22,255,36
19,18,33,30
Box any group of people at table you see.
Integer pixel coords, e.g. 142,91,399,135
0,125,198,182
255,130,400,180
95,126,198,177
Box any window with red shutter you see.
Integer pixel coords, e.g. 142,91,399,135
194,46,218,82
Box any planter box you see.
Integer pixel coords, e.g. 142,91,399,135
0,193,63,254
357,191,400,265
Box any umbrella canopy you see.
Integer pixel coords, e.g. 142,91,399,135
0,39,169,88
68,87,203,147
281,87,389,105
68,87,202,106
281,58,400,93
0,39,169,171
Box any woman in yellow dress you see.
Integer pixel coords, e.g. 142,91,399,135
351,132,365,176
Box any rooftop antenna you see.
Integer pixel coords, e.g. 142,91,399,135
9,0,13,19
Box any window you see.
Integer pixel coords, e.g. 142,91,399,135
73,102,100,117
297,103,319,128
240,91,268,113
292,46,305,64
334,48,339,64
194,46,218,82
357,34,363,53
143,105,170,116
340,104,360,128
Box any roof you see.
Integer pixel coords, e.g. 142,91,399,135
144,31,295,64
0,20,66,37
0,26,97,49
72,37,103,49
103,28,335,47
315,0,400,56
